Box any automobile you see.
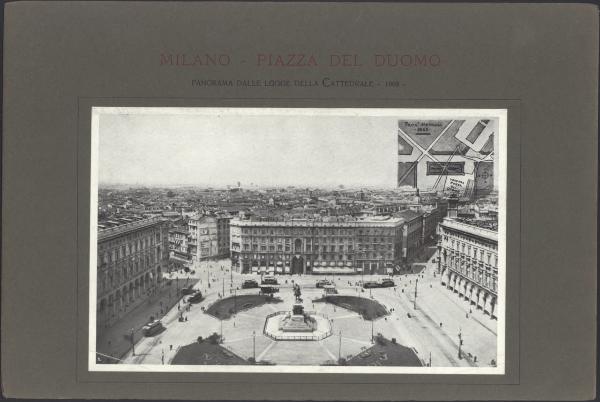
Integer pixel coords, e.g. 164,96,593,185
181,285,195,295
380,279,395,288
242,279,259,289
323,284,338,294
259,286,280,296
362,281,380,289
142,320,164,336
315,279,332,288
261,275,278,285
188,291,204,303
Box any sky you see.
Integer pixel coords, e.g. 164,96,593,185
97,110,400,188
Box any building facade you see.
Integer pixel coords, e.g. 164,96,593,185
437,217,498,318
229,217,404,275
395,210,424,261
168,226,192,269
421,207,441,243
188,213,232,261
96,217,170,330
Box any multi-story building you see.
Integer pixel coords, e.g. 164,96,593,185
229,217,404,275
188,213,232,261
437,217,498,318
96,216,170,330
168,225,192,269
421,206,441,243
395,210,424,261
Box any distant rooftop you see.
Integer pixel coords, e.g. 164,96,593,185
395,209,424,221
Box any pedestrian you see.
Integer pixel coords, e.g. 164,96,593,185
170,344,173,351
439,322,443,328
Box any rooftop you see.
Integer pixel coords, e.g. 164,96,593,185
230,216,404,228
98,216,167,241
394,209,424,221
440,217,498,241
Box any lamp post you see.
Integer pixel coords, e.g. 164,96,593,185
130,328,135,356
338,330,342,362
458,329,463,359
361,263,364,285
234,289,237,315
252,330,256,362
371,320,374,343
220,319,223,343
413,278,418,310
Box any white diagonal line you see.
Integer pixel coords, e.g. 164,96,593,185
398,120,455,164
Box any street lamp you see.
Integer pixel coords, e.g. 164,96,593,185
458,329,463,359
233,289,237,315
338,330,342,362
371,320,374,343
252,330,256,362
413,278,418,310
361,263,364,285
130,328,135,356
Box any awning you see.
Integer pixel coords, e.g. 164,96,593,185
329,262,335,267
337,262,344,267
260,267,266,273
267,266,275,272
276,267,283,273
356,267,363,272
386,268,393,273
276,261,283,266
251,266,258,273
284,266,290,273
346,261,353,267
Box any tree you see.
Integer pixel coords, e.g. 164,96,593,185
207,332,222,344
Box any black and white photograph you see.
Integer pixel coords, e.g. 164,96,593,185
89,107,506,374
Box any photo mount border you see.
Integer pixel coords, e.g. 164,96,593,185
76,97,520,386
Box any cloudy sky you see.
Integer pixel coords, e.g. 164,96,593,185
97,109,399,188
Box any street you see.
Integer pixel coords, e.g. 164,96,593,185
116,253,497,367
